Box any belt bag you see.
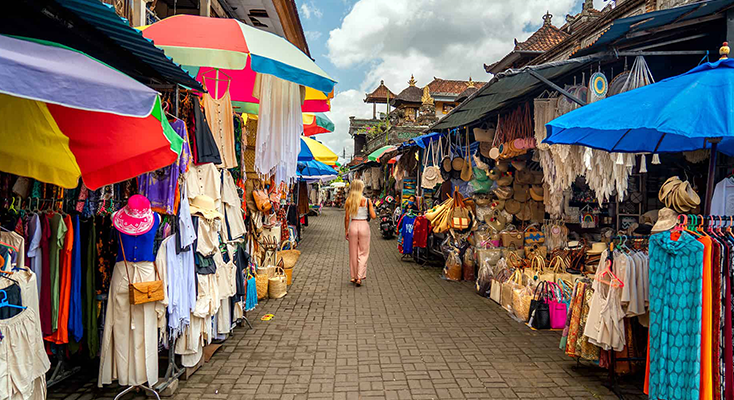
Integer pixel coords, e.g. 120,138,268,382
119,233,164,305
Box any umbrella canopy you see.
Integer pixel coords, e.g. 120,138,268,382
297,160,336,178
303,113,335,136
0,35,182,189
141,15,336,93
545,58,734,154
298,137,339,165
367,145,397,162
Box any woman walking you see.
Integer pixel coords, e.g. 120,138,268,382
344,180,376,286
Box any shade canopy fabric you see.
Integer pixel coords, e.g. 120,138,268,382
0,36,182,189
141,15,336,93
399,131,445,149
303,113,335,136
367,145,397,162
298,137,339,166
297,160,336,178
545,58,734,155
0,35,159,117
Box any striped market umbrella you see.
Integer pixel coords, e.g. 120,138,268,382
141,15,336,112
303,113,335,136
367,145,397,162
0,35,182,190
298,137,339,166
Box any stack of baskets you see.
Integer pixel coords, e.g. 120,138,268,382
277,246,301,285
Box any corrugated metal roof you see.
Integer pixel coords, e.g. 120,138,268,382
574,0,734,57
56,0,203,91
432,56,601,129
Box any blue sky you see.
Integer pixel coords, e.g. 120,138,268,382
296,0,607,160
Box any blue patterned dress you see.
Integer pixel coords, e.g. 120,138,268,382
648,231,704,400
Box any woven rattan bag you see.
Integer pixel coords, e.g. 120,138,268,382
268,266,288,299
256,273,269,300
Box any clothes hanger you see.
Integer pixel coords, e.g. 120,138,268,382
0,290,25,310
597,259,624,288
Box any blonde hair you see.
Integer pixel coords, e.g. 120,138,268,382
345,180,365,218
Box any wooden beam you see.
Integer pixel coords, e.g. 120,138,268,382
272,0,311,57
210,0,226,18
527,70,587,107
199,0,210,16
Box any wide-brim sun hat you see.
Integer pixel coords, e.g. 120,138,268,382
652,207,679,233
113,194,155,236
190,194,224,221
586,242,608,255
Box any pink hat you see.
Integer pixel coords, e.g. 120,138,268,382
113,195,155,236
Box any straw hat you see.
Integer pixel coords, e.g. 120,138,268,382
190,195,224,221
496,161,510,172
652,207,679,233
494,186,514,200
505,199,522,215
511,160,526,171
113,194,155,236
513,183,530,202
586,242,607,255
530,185,544,201
496,174,513,186
658,176,701,213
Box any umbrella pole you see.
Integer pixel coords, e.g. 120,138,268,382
704,138,721,215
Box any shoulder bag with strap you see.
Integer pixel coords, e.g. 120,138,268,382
119,232,165,305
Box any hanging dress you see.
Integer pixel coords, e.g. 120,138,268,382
648,231,704,400
98,215,165,388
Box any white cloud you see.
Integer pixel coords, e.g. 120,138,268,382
327,0,579,92
305,30,322,41
300,3,311,19
300,2,322,20
318,89,374,160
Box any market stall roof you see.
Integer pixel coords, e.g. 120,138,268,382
574,0,734,57
399,132,445,149
1,0,202,91
432,55,602,130
367,145,398,162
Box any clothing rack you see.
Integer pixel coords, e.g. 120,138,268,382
605,235,649,400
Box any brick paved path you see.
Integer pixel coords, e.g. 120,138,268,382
56,208,644,399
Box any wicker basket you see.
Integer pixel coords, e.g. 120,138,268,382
255,273,269,300
256,265,274,279
268,267,287,299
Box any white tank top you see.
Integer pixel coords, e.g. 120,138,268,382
353,202,369,220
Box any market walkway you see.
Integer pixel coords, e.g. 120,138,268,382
169,208,640,400
58,208,642,399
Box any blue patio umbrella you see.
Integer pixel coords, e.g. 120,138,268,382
297,159,336,180
544,57,734,213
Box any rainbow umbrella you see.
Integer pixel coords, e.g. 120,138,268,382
298,137,339,166
303,113,335,136
367,145,397,162
141,15,336,111
0,35,182,190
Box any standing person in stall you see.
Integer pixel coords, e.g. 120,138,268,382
344,180,376,287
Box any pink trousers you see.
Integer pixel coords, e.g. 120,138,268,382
348,220,370,280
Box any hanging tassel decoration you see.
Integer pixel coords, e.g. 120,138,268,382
652,153,661,164
615,153,625,165
640,154,648,173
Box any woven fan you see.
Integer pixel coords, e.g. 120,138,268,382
608,70,631,97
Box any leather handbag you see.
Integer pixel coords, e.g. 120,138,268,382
529,281,555,329
119,233,164,305
253,188,272,213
